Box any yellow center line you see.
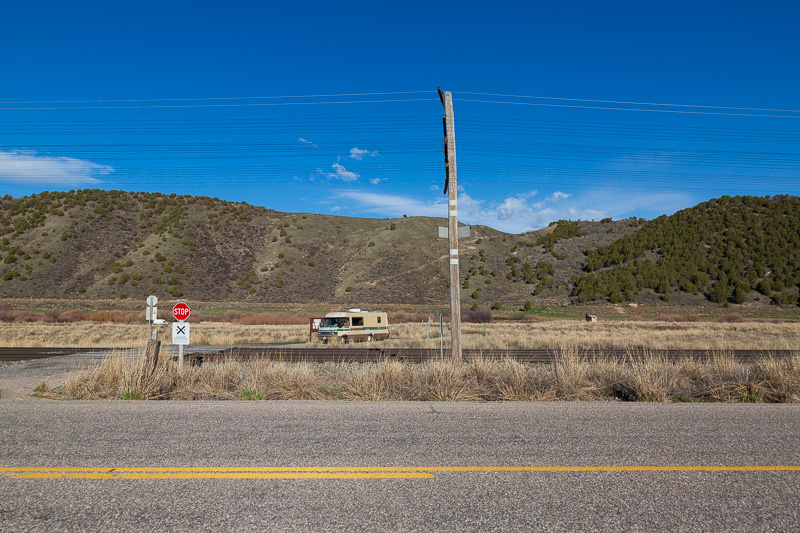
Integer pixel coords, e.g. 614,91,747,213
6,472,433,480
1,465,799,480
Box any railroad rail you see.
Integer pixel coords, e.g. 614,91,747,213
195,347,793,364
1,346,794,364
0,347,114,362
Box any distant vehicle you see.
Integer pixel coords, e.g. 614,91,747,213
318,309,389,344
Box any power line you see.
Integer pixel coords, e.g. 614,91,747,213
0,115,435,124
0,91,433,105
0,98,438,111
0,175,787,194
456,98,800,119
457,91,800,114
3,114,798,135
7,139,798,164
6,138,796,153
4,117,799,147
4,89,798,115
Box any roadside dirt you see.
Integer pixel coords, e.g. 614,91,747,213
0,358,87,401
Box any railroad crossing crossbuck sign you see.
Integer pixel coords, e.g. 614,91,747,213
172,302,190,321
172,322,190,345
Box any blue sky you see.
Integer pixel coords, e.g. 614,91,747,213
1,1,798,233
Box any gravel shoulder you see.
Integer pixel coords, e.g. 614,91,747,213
0,356,97,401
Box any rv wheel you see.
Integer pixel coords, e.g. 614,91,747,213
341,336,348,344
322,337,328,345
367,334,374,342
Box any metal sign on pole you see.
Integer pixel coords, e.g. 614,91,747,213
172,321,190,369
171,302,190,369
143,295,161,371
172,322,190,345
146,295,158,340
438,226,470,239
172,302,190,321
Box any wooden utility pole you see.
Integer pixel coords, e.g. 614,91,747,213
439,87,462,363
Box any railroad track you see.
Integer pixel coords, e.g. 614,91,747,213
1,346,794,364
0,347,115,362
199,347,793,364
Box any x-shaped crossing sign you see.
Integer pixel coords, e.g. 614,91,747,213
172,322,190,345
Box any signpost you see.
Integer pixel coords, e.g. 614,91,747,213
172,302,190,368
146,295,158,340
144,295,160,373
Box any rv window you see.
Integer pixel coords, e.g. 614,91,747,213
352,317,364,327
377,317,381,323
322,317,349,328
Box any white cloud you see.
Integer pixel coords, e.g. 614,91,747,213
318,163,359,182
331,206,341,212
336,191,445,217
496,196,531,220
332,187,696,233
331,163,359,181
298,137,318,148
349,147,379,160
369,177,382,185
569,189,694,221
0,150,112,185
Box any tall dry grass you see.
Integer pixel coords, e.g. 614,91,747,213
0,323,310,347
54,350,800,403
388,321,800,351
62,350,175,400
4,319,799,351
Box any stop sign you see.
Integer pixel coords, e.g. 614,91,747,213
172,302,190,321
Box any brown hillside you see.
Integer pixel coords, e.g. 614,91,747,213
0,190,643,309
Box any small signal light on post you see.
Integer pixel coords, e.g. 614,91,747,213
172,302,190,321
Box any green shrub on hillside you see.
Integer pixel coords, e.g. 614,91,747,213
572,195,800,305
536,221,584,252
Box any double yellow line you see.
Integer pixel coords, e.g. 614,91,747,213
2,466,799,480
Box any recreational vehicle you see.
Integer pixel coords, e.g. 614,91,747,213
318,309,389,344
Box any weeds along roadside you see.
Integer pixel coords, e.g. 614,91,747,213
36,350,800,403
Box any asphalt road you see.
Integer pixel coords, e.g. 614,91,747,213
1,401,799,532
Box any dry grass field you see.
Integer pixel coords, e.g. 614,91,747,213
20,318,798,403
384,320,800,351
40,350,800,403
3,319,799,351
